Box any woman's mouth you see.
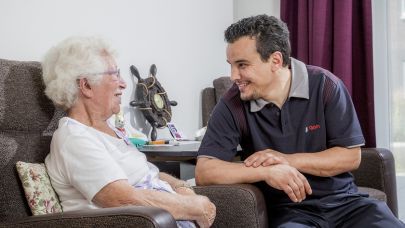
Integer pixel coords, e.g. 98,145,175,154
114,93,122,104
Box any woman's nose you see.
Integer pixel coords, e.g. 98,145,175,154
119,78,127,89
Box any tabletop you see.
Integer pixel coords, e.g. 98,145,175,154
138,141,200,158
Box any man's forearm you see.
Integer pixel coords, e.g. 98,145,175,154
195,157,266,185
287,147,361,177
196,157,313,203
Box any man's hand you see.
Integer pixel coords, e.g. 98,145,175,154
244,149,288,167
263,164,312,203
243,150,312,202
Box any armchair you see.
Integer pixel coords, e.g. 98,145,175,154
0,59,268,227
202,76,399,218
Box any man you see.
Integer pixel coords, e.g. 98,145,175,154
195,15,404,227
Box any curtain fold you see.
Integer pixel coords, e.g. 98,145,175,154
281,0,376,147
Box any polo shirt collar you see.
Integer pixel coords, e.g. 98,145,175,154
250,57,309,112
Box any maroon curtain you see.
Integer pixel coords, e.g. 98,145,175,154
281,0,376,147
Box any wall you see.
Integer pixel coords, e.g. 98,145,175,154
372,0,390,149
234,0,280,21
0,0,233,139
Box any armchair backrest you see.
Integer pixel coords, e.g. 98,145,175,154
201,76,233,126
0,59,61,221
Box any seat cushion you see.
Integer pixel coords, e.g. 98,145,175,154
358,186,387,202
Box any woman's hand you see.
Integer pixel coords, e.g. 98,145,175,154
190,195,216,228
175,186,196,196
159,172,196,196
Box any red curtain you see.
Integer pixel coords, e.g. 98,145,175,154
281,0,376,147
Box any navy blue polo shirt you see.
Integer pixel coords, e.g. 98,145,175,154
198,58,365,204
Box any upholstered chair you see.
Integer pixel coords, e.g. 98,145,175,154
0,59,268,227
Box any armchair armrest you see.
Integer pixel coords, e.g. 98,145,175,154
351,148,398,217
194,184,268,228
3,206,177,228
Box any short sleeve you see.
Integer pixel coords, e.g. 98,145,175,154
60,135,127,201
324,78,365,148
198,99,240,161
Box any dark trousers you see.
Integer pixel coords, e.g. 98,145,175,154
268,193,404,228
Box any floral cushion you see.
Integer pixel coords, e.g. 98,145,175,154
15,161,63,215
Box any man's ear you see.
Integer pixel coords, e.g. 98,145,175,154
270,51,283,71
78,78,93,98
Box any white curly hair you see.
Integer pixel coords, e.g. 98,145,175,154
42,36,116,110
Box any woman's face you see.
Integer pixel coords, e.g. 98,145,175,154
91,56,126,119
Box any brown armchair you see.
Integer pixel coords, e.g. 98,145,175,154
0,59,268,227
202,76,399,218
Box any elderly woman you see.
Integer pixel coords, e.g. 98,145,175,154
42,36,215,228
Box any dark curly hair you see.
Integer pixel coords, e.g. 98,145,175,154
225,14,291,66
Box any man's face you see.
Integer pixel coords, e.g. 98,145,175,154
226,36,274,101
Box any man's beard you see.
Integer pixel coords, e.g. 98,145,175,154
240,89,260,101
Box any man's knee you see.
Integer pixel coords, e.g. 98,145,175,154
359,198,396,217
276,221,318,228
343,198,404,227
269,209,326,228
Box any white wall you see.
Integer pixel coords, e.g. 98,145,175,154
0,0,233,139
234,0,280,21
372,0,390,149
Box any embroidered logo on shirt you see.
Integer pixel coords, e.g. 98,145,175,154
305,124,321,133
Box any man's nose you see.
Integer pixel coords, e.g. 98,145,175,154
230,68,240,82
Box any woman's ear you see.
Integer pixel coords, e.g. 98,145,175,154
78,78,93,98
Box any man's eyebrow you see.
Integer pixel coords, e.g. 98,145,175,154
234,59,248,64
227,59,248,64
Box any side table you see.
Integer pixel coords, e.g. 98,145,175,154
138,141,200,180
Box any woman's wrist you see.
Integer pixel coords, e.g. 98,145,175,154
173,181,193,191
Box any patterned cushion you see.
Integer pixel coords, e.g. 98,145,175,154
15,161,63,215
